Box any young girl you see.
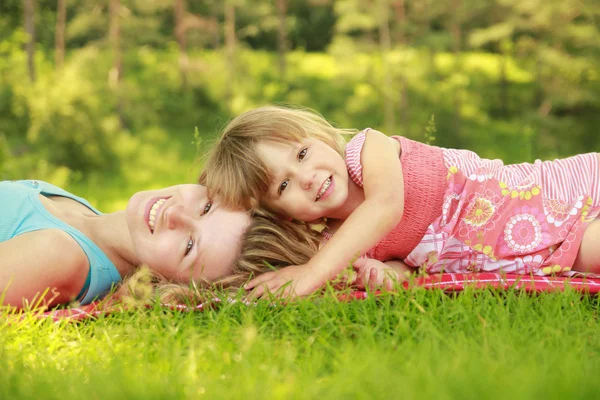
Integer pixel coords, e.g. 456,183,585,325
0,180,253,308
203,105,600,297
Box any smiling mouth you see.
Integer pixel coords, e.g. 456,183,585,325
315,176,332,201
148,198,167,233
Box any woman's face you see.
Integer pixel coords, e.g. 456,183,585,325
126,184,250,283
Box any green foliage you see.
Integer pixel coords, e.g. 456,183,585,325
0,0,599,207
423,114,436,145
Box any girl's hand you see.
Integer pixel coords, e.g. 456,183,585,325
352,258,412,291
244,263,327,299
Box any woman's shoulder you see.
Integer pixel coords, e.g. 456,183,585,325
2,229,88,273
0,229,90,306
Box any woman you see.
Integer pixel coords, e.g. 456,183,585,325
0,180,250,308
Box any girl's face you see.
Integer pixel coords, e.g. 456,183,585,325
126,184,250,283
257,137,349,222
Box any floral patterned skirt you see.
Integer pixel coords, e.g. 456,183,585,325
405,150,600,276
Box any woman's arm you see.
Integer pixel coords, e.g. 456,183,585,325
246,129,404,297
0,230,88,308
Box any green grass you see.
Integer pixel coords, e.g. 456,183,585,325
1,288,599,399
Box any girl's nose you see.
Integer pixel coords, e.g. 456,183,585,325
165,204,193,230
299,170,315,190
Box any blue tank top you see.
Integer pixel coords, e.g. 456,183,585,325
0,180,122,304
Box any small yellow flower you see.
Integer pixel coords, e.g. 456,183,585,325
447,166,458,180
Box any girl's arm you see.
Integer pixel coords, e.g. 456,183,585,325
0,230,89,308
247,129,404,297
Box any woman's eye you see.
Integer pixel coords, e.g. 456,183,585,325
184,236,194,256
202,202,212,215
298,147,307,161
278,179,289,195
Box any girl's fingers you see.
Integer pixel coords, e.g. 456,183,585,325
353,269,363,288
279,285,294,300
246,284,266,300
369,268,378,291
384,275,393,292
247,277,295,300
352,257,367,269
358,267,369,289
245,272,275,289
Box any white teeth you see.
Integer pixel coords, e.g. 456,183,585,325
148,199,166,232
316,177,331,201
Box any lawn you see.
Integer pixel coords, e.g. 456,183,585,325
1,288,599,400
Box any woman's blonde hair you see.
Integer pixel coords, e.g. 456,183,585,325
116,208,321,305
202,105,351,210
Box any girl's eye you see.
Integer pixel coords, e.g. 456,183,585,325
184,236,194,256
298,147,307,161
202,202,212,215
278,179,289,195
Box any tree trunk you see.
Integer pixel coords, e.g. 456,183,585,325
211,15,220,48
498,45,508,117
55,0,66,69
378,0,395,133
24,0,36,82
450,0,462,137
109,0,125,128
224,2,236,105
392,0,405,45
174,0,189,89
276,0,287,80
392,0,409,136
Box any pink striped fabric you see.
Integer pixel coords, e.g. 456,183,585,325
344,128,368,187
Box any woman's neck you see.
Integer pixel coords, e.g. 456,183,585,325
40,195,138,277
83,211,139,278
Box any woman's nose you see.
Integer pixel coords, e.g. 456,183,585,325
165,204,193,230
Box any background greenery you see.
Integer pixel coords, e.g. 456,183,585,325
1,0,599,210
2,2,600,398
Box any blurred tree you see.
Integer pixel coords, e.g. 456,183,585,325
24,0,36,82
334,0,378,50
378,0,395,132
469,0,600,154
290,0,336,52
174,0,189,89
55,0,67,69
276,0,288,79
447,0,463,136
225,0,237,105
392,0,409,136
109,0,124,128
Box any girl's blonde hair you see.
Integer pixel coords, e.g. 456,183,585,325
202,105,351,210
116,208,321,305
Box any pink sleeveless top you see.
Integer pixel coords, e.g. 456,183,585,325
343,130,448,260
